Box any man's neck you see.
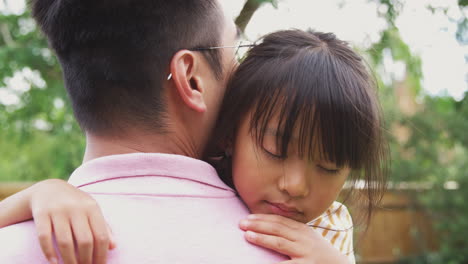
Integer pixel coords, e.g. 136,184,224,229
83,132,202,163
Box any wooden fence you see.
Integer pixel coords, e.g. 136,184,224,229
0,182,438,263
352,190,438,263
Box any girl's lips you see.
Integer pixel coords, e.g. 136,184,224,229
265,201,301,218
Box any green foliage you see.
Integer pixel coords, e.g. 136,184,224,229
0,11,84,181
376,0,403,27
369,27,423,95
380,78,468,264
369,1,468,261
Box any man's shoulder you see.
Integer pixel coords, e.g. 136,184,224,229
0,220,48,264
93,194,287,263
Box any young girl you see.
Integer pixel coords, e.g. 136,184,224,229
0,29,387,264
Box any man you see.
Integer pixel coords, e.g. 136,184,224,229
0,0,285,263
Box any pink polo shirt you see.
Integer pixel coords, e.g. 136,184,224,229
0,153,286,263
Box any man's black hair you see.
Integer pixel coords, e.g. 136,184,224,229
31,0,223,134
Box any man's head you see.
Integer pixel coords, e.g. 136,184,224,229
31,0,236,143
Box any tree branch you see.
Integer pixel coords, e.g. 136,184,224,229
0,23,15,47
235,0,263,33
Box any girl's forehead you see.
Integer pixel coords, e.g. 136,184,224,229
260,127,341,166
253,117,330,158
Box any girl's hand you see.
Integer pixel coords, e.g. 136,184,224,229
0,179,115,264
239,214,349,264
30,179,116,264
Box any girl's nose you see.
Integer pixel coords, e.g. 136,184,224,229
278,163,310,198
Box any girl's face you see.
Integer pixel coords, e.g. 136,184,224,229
231,113,351,223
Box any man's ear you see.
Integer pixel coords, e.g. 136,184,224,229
169,50,206,113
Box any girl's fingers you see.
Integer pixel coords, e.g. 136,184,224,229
107,224,117,250
245,231,301,257
240,216,310,244
88,210,111,264
240,218,293,241
34,212,58,264
247,214,305,229
51,214,77,264
70,214,94,264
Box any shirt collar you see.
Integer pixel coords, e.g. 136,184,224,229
68,153,234,193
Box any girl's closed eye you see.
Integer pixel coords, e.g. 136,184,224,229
261,135,286,160
316,164,341,174
262,146,283,160
317,165,340,174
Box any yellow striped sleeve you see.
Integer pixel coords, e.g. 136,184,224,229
307,201,355,263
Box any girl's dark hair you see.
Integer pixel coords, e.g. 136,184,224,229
211,29,389,225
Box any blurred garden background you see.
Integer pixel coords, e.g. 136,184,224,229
0,0,467,263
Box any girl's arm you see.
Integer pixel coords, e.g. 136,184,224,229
0,183,35,227
0,179,115,264
239,214,350,264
